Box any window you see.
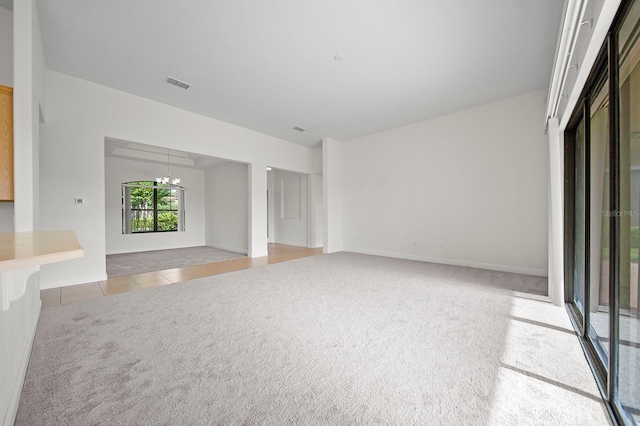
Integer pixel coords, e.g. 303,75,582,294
565,1,640,424
122,181,185,234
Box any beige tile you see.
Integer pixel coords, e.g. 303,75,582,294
101,244,323,290
206,264,233,274
223,263,251,273
137,276,172,288
157,267,185,275
101,283,140,295
103,276,137,287
129,272,167,284
41,297,60,308
267,257,289,265
61,282,103,296
100,282,140,295
100,279,136,292
61,289,104,304
249,257,269,267
159,272,189,283
227,258,253,267
166,272,204,282
171,270,212,281
183,264,215,274
40,288,60,300
161,262,234,281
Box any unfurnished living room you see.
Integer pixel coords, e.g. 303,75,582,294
0,0,638,425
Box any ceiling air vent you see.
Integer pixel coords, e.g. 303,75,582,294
165,76,191,90
292,126,306,132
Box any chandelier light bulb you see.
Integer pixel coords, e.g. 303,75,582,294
155,149,181,186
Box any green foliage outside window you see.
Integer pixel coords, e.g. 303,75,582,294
123,181,182,233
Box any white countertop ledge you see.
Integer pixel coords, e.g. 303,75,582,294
0,231,84,272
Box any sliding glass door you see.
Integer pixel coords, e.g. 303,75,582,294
574,117,587,317
565,1,640,424
618,5,640,419
588,74,611,368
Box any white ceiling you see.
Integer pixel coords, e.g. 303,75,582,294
37,0,563,148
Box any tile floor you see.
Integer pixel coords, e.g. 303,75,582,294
41,244,323,307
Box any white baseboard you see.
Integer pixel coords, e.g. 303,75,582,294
273,241,308,248
106,243,206,255
342,247,548,277
206,244,248,255
3,299,40,426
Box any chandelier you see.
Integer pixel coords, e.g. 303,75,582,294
156,149,181,185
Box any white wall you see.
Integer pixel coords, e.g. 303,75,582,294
0,7,13,231
105,156,206,254
342,89,549,276
39,70,314,288
248,162,268,258
0,6,13,232
0,7,12,87
323,137,343,253
267,169,275,243
2,1,45,425
309,173,323,248
14,0,45,232
205,161,249,254
273,169,308,247
1,268,40,426
309,147,323,248
0,206,13,232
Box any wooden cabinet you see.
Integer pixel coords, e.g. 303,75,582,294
0,85,13,201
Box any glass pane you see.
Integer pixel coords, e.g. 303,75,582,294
157,211,178,231
121,182,183,233
132,209,155,232
575,119,587,314
588,77,611,363
619,2,640,421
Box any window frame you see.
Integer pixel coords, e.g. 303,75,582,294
122,181,186,234
563,1,636,424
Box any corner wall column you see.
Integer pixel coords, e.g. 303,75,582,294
322,137,343,253
548,117,565,305
248,162,268,258
13,0,35,232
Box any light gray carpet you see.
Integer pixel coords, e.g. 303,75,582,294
18,253,610,425
106,246,245,277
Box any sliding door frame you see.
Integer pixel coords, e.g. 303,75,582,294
565,65,610,392
607,28,622,411
563,1,633,424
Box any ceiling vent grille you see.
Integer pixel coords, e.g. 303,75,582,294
165,76,191,90
292,126,306,132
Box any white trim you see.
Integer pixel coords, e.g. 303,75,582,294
548,117,566,306
205,244,248,255
343,247,548,277
106,244,202,255
121,183,187,190
3,299,40,426
546,0,586,127
546,0,572,127
560,0,623,130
